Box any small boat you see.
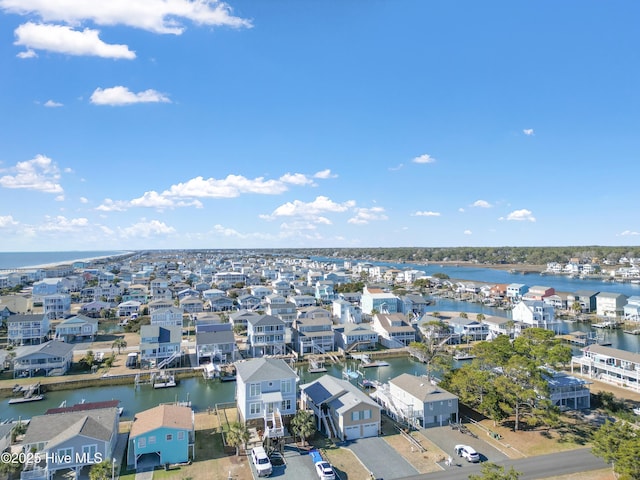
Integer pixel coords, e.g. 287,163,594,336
153,374,177,389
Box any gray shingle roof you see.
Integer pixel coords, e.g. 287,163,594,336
235,358,297,383
23,408,117,448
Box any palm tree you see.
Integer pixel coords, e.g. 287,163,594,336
226,422,250,456
476,313,485,322
290,409,316,446
112,338,127,354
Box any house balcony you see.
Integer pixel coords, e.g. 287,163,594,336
21,467,48,480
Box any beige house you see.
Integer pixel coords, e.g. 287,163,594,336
300,375,380,441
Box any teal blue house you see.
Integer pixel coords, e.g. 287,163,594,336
127,404,195,470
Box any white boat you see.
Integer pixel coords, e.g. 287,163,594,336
153,374,177,389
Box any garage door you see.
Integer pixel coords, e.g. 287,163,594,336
362,423,379,438
344,425,360,440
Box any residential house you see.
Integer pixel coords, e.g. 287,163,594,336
78,300,111,317
139,325,182,368
624,296,640,321
542,367,590,411
372,373,458,428
246,315,286,356
43,294,71,320
482,316,527,340
150,307,185,327
289,295,317,308
116,300,141,317
292,316,335,356
371,313,416,348
235,358,298,438
446,316,488,341
32,278,70,301
236,294,262,311
506,283,528,301
20,406,119,480
360,287,399,315
400,294,431,318
511,300,559,331
127,405,195,470
180,296,204,315
7,314,50,345
264,295,296,327
250,286,273,299
543,293,568,310
0,423,12,454
54,314,99,342
315,281,336,304
332,299,362,324
148,298,174,313
334,323,378,352
196,328,238,364
207,296,235,312
522,286,555,302
566,291,599,313
229,310,260,330
571,345,640,393
596,292,628,318
300,375,381,441
13,340,74,377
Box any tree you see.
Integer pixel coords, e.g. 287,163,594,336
476,313,486,322
290,409,316,446
592,420,640,479
112,338,127,354
80,350,95,369
469,462,521,480
460,312,468,319
89,460,112,480
226,422,250,456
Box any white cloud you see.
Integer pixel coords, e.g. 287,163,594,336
14,22,136,59
619,230,640,236
0,0,252,35
458,208,465,213
348,207,388,225
464,229,472,235
279,173,314,186
389,163,404,171
55,194,64,201
17,49,37,58
79,197,89,204
96,198,129,212
501,209,536,222
39,215,89,232
44,99,63,107
120,219,176,238
313,169,337,179
129,191,203,209
166,174,289,198
472,200,492,208
412,211,441,217
412,153,436,164
0,215,18,228
263,196,355,221
523,128,535,136
90,86,170,106
0,154,63,193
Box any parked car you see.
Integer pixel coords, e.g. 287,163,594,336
454,444,480,463
251,446,273,477
310,449,336,480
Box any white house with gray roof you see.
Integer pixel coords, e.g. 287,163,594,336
372,373,458,428
54,314,98,342
246,314,286,357
13,340,74,378
235,358,298,438
20,407,119,480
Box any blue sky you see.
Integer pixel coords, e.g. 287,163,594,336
1,1,639,252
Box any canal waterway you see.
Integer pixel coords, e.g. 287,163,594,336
3,357,432,421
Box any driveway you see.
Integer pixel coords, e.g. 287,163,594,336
420,425,509,465
345,436,419,480
248,445,317,479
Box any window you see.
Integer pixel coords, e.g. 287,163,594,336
57,448,73,460
250,383,261,397
166,434,173,441
351,411,360,421
281,380,292,394
363,410,371,420
138,438,146,448
250,402,261,415
149,436,156,445
82,445,97,458
177,431,185,441
281,399,292,411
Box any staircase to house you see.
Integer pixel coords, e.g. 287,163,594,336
157,350,181,369
264,408,284,438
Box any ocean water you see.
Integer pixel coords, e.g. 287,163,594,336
0,251,130,270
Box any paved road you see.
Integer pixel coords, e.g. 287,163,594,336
397,447,608,480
